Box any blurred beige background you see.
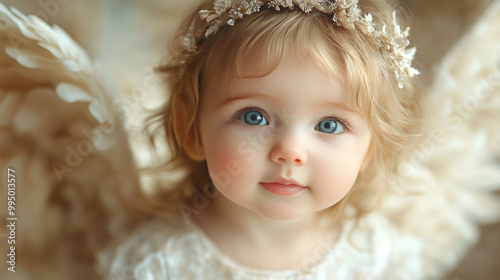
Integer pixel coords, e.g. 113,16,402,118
1,0,498,279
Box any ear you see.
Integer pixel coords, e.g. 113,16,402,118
173,97,206,161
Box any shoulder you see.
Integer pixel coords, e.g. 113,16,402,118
321,212,425,279
97,218,196,280
365,213,424,279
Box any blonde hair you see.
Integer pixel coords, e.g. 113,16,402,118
145,0,419,221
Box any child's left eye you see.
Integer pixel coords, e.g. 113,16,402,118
315,119,345,134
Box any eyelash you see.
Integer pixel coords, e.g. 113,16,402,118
321,115,351,131
232,106,267,122
232,106,351,131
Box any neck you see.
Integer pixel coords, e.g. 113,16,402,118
215,193,319,239
192,193,339,271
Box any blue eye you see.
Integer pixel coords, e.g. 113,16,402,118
240,110,268,126
315,119,344,134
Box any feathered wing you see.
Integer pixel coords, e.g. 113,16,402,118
0,4,145,280
381,1,500,279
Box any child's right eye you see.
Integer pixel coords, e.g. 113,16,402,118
236,109,269,126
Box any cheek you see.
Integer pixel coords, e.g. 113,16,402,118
201,125,262,189
314,157,358,203
312,140,369,203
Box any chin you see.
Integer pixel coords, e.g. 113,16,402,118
254,205,313,221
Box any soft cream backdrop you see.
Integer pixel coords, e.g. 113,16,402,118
0,0,498,279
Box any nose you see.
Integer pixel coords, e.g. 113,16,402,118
270,133,308,165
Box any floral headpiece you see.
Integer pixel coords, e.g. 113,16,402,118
183,0,419,88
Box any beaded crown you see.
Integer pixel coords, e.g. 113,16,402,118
182,0,419,88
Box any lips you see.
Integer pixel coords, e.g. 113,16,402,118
259,178,307,196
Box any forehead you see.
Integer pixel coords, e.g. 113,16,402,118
199,10,379,116
201,42,360,114
237,51,341,93
202,50,355,116
203,37,343,89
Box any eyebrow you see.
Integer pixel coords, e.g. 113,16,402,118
321,102,359,115
218,92,277,108
218,92,361,116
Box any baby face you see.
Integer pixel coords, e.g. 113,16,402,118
198,51,372,221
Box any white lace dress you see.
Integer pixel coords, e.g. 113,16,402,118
99,213,423,280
